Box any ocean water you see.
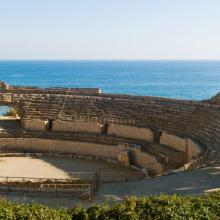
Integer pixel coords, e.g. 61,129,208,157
0,106,9,115
0,60,220,101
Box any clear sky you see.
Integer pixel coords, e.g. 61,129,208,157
0,0,220,60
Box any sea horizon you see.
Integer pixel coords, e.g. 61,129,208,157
1,59,220,62
0,60,220,101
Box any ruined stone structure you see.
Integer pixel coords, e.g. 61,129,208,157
0,82,216,177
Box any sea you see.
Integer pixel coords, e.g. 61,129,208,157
0,60,220,103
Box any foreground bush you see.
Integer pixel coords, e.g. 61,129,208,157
0,192,220,219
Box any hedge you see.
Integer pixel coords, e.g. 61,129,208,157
0,192,220,219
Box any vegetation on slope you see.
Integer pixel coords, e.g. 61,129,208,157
3,108,18,117
0,193,220,219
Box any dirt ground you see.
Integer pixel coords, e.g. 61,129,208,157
0,156,135,179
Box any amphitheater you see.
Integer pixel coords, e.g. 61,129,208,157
0,81,219,205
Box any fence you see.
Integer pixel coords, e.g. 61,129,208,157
183,148,211,171
40,183,93,199
0,176,94,200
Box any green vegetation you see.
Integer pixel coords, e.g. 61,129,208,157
3,108,18,117
0,192,220,219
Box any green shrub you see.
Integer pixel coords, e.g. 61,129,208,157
0,193,220,219
3,108,18,117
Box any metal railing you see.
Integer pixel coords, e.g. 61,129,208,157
40,183,91,189
0,176,78,183
40,183,93,200
0,176,94,200
183,148,211,171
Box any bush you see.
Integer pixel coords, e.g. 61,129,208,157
0,192,220,219
3,108,18,117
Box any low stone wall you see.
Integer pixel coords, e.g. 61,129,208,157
0,176,93,200
187,139,203,161
0,138,119,160
23,120,48,131
0,138,162,175
160,132,203,161
108,124,153,142
129,148,164,175
53,120,101,133
160,133,186,152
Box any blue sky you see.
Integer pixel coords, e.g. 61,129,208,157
0,0,220,60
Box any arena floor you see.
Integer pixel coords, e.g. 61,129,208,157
0,156,136,179
0,155,142,207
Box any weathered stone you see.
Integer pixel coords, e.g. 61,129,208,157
0,83,217,175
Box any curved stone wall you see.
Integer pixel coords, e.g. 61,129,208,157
0,138,164,175
3,89,219,148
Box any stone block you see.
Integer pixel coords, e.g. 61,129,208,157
108,124,153,141
160,132,186,152
187,138,203,161
23,120,48,131
53,120,101,133
118,151,130,166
